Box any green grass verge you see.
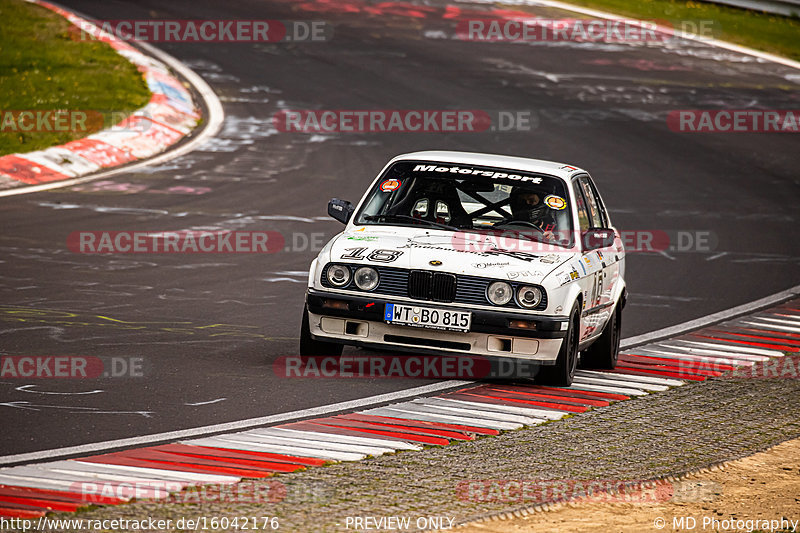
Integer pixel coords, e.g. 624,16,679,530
549,0,800,62
0,0,151,156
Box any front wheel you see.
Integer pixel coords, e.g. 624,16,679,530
580,304,621,370
536,301,580,386
299,306,343,356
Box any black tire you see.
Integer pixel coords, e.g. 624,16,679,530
580,304,621,370
536,301,580,386
299,306,343,356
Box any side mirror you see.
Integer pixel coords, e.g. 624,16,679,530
328,198,355,224
581,228,615,251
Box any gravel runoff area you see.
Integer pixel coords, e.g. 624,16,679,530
454,436,800,533
16,375,799,532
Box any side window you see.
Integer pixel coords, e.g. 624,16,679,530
579,177,604,228
585,176,609,227
572,181,591,232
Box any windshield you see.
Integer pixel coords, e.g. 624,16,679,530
354,161,574,247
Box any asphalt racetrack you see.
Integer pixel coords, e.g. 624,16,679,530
0,0,798,457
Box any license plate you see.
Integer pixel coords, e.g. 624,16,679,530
384,303,471,332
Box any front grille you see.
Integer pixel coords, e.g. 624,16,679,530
320,264,546,310
408,271,456,302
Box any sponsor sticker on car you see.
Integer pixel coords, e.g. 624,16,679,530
385,303,471,332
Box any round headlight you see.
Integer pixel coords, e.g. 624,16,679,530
517,285,542,308
354,266,379,291
326,264,351,287
487,281,513,305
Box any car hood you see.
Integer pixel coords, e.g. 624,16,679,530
328,226,575,284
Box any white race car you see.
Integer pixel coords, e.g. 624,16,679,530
301,151,626,385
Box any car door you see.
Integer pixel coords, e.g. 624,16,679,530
576,174,620,335
570,178,605,342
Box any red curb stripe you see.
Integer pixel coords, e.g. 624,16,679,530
318,417,459,442
281,420,463,444
473,392,586,413
308,421,451,446
341,413,499,436
0,494,82,512
60,138,136,168
478,386,609,406
704,330,800,346
0,506,45,518
189,446,326,466
599,366,706,381
445,391,573,412
105,449,282,476
0,155,69,184
458,384,628,401
519,386,629,401
693,334,799,352
0,485,127,505
334,414,473,440
127,458,274,478
147,445,304,472
620,354,738,371
615,359,722,377
734,327,800,339
475,386,596,406
78,455,255,477
280,420,459,443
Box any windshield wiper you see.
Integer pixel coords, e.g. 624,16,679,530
364,214,459,231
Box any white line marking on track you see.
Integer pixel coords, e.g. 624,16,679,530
184,398,226,406
621,283,800,348
15,385,104,395
0,380,470,465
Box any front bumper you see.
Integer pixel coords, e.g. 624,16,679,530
306,289,567,361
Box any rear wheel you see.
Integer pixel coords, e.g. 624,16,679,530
536,301,580,386
580,304,621,370
299,306,343,356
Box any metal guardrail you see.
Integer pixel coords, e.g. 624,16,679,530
698,0,800,17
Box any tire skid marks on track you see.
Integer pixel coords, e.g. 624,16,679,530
0,298,797,517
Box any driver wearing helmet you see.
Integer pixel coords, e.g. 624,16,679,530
508,186,557,238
